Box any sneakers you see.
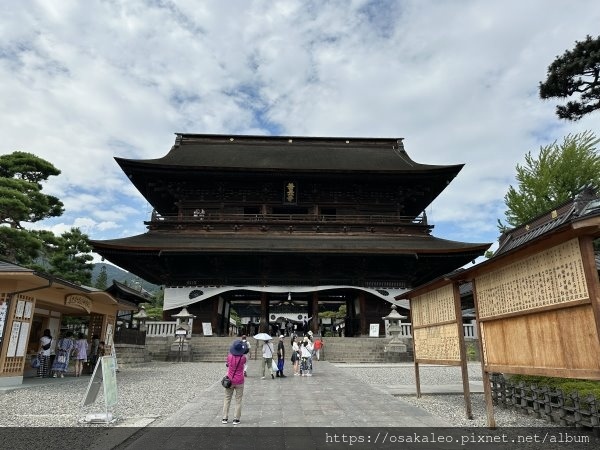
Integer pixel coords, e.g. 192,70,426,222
232,419,240,425
271,373,275,379
221,418,228,424
261,376,265,379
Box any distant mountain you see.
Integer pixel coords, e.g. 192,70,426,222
91,263,160,293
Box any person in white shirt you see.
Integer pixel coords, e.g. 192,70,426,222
261,339,275,379
300,337,313,376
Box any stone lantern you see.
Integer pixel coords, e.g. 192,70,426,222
171,306,196,337
170,306,196,361
132,305,149,331
382,304,408,360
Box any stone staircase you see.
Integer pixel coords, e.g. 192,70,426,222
145,336,414,363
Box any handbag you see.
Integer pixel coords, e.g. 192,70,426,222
221,375,232,388
31,355,40,368
57,353,66,364
42,342,51,351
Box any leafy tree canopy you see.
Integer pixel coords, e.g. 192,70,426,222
94,265,108,290
0,151,64,228
539,35,600,121
501,131,600,229
29,228,94,285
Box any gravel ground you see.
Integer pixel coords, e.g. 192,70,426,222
338,363,558,428
0,362,225,427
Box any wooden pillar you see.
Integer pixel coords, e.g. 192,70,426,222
311,291,319,334
453,282,473,420
260,292,269,333
472,279,496,428
579,236,600,342
359,292,367,336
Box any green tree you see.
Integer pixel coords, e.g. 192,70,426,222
0,152,65,265
539,35,600,121
32,228,94,285
94,265,108,289
501,131,600,228
0,227,42,264
0,151,64,228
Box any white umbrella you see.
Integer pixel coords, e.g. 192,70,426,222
253,333,273,341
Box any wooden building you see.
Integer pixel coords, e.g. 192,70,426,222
0,261,140,387
91,134,490,336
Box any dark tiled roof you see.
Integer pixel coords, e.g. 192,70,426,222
496,188,600,255
118,134,463,174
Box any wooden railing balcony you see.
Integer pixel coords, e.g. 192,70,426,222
148,212,426,226
145,210,434,235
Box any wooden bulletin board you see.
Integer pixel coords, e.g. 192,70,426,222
410,283,472,418
472,236,600,427
475,238,600,379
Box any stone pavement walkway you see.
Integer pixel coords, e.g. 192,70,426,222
112,359,455,449
154,359,452,428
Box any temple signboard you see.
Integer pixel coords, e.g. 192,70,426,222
65,294,92,313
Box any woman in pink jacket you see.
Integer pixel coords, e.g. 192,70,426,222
222,340,247,425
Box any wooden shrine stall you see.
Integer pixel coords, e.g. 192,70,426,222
0,261,123,387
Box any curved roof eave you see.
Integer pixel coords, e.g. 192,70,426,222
91,233,491,254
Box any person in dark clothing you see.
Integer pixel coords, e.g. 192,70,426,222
276,335,286,377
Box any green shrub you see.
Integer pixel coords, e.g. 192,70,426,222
506,374,600,401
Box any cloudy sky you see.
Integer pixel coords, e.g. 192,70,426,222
2,0,600,265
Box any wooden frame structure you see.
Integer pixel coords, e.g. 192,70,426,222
398,191,600,427
399,280,473,419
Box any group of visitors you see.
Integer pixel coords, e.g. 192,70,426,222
36,329,105,378
221,331,324,425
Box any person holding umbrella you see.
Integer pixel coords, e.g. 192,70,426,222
222,340,247,425
261,338,275,380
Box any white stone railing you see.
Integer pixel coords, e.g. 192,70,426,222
145,320,478,338
396,322,477,339
463,323,477,338
146,321,178,337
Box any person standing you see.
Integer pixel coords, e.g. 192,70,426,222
73,333,89,377
276,335,286,377
37,329,52,378
261,339,275,379
300,337,313,376
222,340,247,425
314,337,323,361
51,331,74,378
291,336,300,375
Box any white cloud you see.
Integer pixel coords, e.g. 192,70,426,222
3,0,600,252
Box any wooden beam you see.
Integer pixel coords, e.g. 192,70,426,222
454,282,473,420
